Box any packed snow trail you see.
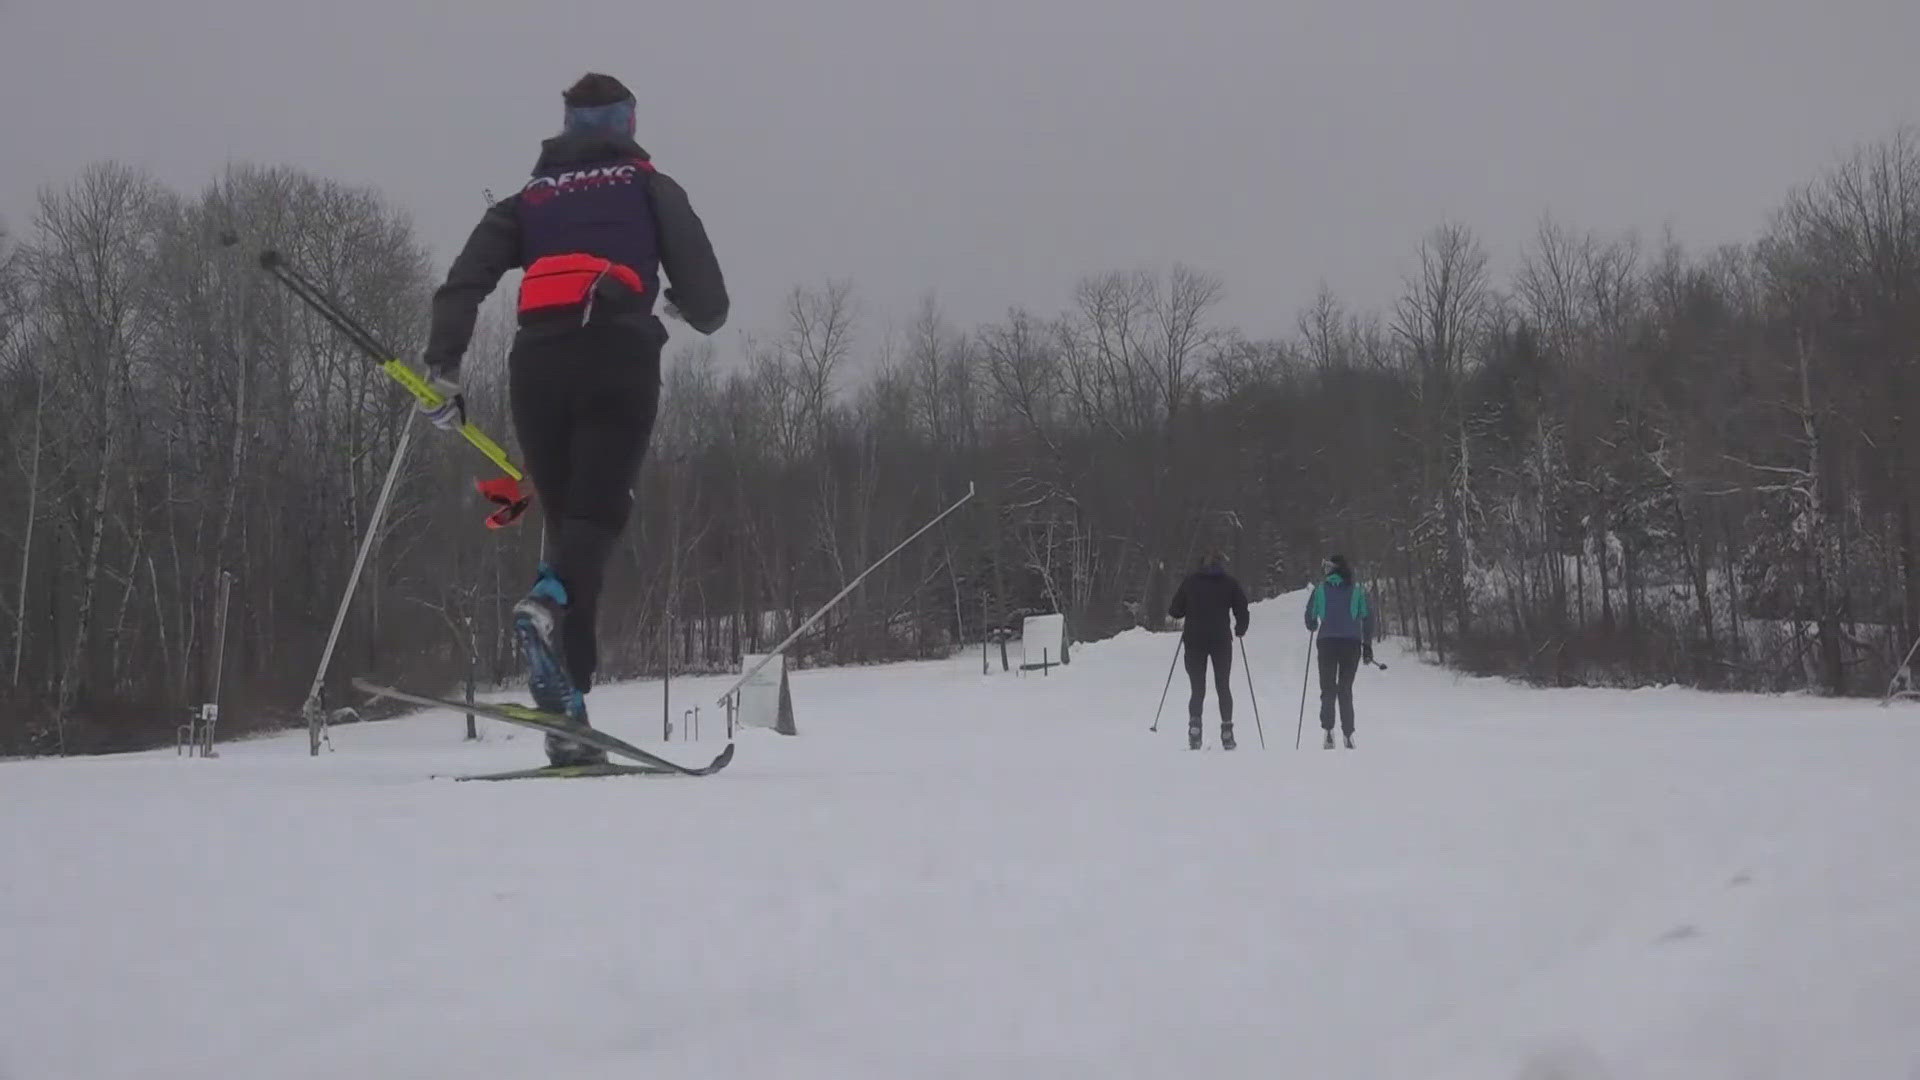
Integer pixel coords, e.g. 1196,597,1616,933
5,590,1918,1079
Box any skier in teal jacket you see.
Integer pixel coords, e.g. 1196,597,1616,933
1304,554,1373,748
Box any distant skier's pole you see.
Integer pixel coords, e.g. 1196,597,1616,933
715,482,976,708
1239,637,1265,749
1295,628,1317,750
1148,635,1181,732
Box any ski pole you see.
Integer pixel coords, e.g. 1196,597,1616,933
1149,635,1182,732
1295,628,1317,749
1239,636,1265,749
248,245,531,529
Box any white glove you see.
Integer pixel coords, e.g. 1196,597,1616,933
420,365,465,431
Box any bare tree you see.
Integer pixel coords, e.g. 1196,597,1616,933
28,163,165,744
1393,222,1492,648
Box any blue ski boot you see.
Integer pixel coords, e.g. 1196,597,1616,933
513,564,577,715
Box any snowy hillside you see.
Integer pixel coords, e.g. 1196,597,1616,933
5,589,1918,1080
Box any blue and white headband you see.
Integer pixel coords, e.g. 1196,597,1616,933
563,98,635,135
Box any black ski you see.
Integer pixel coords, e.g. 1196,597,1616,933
352,678,735,777
445,762,679,782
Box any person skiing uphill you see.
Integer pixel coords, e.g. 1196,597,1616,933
1304,554,1373,749
419,72,729,766
1167,552,1251,750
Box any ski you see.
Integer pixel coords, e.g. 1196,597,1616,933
445,762,679,782
352,678,735,777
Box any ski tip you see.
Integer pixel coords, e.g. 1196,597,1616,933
705,742,736,772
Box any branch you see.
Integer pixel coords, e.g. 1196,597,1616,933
1722,453,1812,481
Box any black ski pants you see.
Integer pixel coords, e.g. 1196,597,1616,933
509,321,661,693
1317,638,1363,734
1184,636,1234,724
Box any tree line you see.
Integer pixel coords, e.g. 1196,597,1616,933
3,128,1916,754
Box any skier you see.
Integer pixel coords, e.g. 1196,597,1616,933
1303,554,1373,748
418,72,729,765
1167,552,1251,750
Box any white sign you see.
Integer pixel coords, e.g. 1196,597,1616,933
1022,613,1069,670
737,652,798,735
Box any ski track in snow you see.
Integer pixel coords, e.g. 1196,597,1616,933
4,589,1919,1079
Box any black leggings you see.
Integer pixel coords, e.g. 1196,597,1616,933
1184,637,1234,722
509,322,661,692
1317,638,1362,733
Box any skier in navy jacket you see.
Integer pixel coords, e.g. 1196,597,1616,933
1304,554,1373,748
1168,552,1251,750
419,73,729,765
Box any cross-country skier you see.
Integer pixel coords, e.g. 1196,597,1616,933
1168,552,1251,750
419,72,729,765
1304,554,1373,748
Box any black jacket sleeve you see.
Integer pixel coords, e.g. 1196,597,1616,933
650,170,729,335
1231,577,1250,637
1168,577,1188,621
425,196,523,375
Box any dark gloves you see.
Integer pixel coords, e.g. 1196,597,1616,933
1363,643,1375,665
1305,618,1320,633
419,362,465,432
1235,621,1249,639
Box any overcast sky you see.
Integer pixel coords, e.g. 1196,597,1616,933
4,0,1916,346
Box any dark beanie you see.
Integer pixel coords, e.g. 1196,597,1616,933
562,73,636,134
1327,554,1352,579
564,73,633,108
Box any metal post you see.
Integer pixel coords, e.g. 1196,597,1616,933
301,411,418,755
465,614,478,740
716,483,976,709
206,569,235,755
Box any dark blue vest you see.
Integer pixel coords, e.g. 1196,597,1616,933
516,154,661,305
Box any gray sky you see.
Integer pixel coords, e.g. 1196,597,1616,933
4,0,1916,346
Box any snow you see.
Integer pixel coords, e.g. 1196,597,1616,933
5,588,1919,1079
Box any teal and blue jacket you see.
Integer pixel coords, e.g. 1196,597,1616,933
1305,574,1372,644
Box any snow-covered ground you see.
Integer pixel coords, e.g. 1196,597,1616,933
6,589,1918,1079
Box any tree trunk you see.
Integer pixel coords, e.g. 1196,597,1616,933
10,371,41,687
54,429,117,750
